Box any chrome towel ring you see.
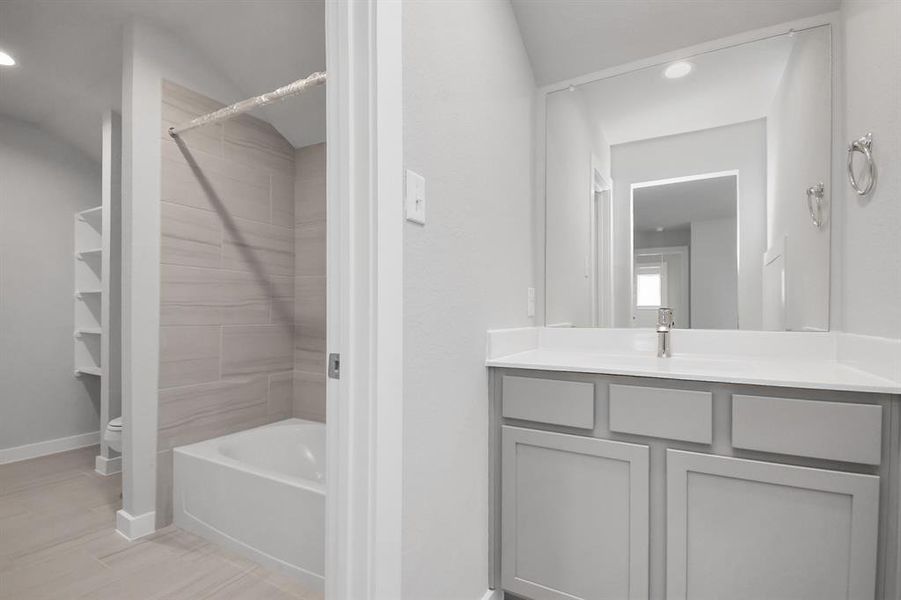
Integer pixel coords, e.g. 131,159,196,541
806,182,826,229
848,132,877,197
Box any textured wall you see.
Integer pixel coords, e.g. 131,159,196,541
402,1,536,597
0,116,101,451
545,90,611,328
293,143,327,422
766,27,831,332
690,217,739,329
841,0,901,338
156,81,297,526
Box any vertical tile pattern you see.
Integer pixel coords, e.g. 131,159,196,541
157,81,298,526
293,143,327,422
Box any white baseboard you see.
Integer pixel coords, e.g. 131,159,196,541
116,509,156,541
0,431,100,465
95,454,122,476
481,589,503,600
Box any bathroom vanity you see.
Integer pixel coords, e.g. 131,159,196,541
487,329,901,600
494,3,901,597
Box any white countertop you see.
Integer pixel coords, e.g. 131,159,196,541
485,328,901,395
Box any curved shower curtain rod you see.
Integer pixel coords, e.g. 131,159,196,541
168,71,327,137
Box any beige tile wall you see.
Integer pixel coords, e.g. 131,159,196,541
157,81,298,527
293,143,327,422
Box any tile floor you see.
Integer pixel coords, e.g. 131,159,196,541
0,446,322,599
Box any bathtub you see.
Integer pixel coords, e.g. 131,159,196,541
173,418,325,591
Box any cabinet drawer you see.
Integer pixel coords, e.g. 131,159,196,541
502,376,594,428
609,384,712,443
732,395,882,465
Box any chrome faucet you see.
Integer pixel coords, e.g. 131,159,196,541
657,307,674,358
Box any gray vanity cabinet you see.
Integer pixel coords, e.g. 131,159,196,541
501,426,649,600
491,372,895,600
666,450,880,600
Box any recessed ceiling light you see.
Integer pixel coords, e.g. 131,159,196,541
664,61,692,79
0,50,16,67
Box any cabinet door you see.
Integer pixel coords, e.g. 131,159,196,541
666,450,879,600
502,426,649,600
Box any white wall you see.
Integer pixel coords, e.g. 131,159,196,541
634,227,691,249
766,27,831,331
611,120,766,328
121,18,245,527
841,0,901,339
545,90,610,327
0,116,101,450
402,1,535,597
691,218,739,329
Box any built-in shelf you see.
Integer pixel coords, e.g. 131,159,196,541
76,248,102,260
74,215,104,382
75,328,103,336
77,206,102,221
74,366,102,377
75,111,120,474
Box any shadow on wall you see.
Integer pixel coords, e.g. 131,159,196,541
78,375,102,418
171,134,294,325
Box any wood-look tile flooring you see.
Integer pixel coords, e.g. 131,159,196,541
0,446,322,600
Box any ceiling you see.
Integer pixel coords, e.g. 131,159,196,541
634,175,737,232
511,0,840,86
0,0,325,161
561,30,799,145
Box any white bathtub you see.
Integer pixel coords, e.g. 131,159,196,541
173,418,325,591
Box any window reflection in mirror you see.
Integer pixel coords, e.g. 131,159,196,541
632,174,738,329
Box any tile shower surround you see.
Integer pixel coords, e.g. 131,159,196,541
157,81,326,526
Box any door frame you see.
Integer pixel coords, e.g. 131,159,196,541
325,1,403,598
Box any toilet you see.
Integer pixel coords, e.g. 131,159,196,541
104,417,123,453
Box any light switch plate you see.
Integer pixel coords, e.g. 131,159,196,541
405,169,426,225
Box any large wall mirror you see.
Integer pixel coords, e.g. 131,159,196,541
545,25,831,331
